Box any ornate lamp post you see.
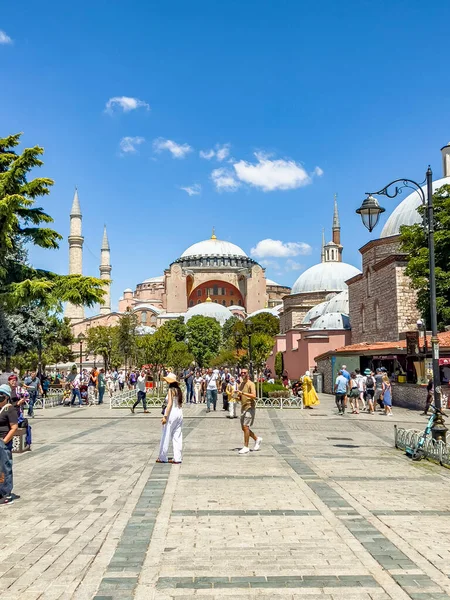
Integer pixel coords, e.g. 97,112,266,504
356,167,447,442
77,332,86,378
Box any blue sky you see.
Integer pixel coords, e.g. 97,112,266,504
2,0,450,311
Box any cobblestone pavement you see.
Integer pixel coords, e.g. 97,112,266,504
1,395,450,600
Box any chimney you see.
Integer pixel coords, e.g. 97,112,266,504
441,142,450,177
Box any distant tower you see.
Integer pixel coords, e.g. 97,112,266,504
99,225,112,315
64,188,85,321
332,194,343,262
441,142,450,177
321,228,325,263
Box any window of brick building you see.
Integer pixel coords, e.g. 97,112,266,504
374,301,379,331
361,304,365,333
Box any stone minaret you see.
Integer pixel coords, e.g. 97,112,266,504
99,226,112,315
320,228,325,262
332,194,343,262
64,188,85,321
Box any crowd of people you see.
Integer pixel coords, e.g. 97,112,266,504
334,365,393,416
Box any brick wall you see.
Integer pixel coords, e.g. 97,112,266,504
280,291,331,334
316,357,333,394
349,237,419,344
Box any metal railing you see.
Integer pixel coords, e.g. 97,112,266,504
110,389,303,410
394,425,450,467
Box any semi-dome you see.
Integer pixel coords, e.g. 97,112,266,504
142,276,164,284
247,307,281,319
302,300,329,325
381,176,450,238
325,290,349,315
309,312,350,331
184,299,233,326
291,262,361,295
181,237,247,259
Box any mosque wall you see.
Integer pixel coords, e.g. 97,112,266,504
348,238,420,344
245,265,266,314
165,264,188,313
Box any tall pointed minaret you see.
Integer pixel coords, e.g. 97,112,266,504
332,193,343,262
99,226,112,315
64,188,85,321
321,228,325,263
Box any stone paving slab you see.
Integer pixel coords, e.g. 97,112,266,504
1,396,450,600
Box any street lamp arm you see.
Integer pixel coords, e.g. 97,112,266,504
366,177,426,205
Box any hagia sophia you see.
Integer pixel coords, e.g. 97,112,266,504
66,142,450,382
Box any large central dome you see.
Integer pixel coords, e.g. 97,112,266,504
291,262,361,295
180,236,247,259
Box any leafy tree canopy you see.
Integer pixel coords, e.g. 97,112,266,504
168,341,194,372
247,312,280,337
400,184,450,330
161,316,187,342
186,315,221,367
86,325,120,370
0,133,105,310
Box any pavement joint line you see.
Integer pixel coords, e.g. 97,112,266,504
92,417,202,600
270,421,450,600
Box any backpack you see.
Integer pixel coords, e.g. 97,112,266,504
366,376,374,389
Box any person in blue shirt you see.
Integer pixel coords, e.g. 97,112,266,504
341,365,351,381
334,370,349,415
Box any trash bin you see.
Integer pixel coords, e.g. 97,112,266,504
313,372,323,394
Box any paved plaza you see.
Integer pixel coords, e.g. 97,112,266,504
1,396,450,600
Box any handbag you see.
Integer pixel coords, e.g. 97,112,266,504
349,386,360,398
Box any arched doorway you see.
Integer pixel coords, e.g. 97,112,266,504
188,280,244,308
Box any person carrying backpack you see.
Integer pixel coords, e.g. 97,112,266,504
364,369,375,414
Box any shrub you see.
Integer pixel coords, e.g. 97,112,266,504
261,382,285,396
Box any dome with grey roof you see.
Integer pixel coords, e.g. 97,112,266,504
184,299,233,326
309,312,350,331
291,262,361,295
381,177,450,238
324,290,348,315
302,301,329,325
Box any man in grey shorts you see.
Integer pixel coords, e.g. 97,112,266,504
238,369,262,455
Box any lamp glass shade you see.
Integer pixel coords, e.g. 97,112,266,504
77,332,86,342
356,195,385,232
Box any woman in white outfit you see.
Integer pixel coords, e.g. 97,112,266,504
157,373,183,464
193,372,203,404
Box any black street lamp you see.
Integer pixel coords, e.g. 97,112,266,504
356,167,447,442
77,332,86,377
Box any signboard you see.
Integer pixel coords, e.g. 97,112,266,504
406,331,420,357
373,355,397,360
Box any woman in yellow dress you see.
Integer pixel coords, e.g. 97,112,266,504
302,371,320,409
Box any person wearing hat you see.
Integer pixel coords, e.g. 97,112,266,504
0,384,19,505
157,373,183,464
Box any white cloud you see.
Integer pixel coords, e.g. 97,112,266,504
119,136,145,154
0,30,12,44
314,166,324,177
285,259,304,271
211,168,240,192
250,239,312,259
200,143,230,162
153,138,192,159
105,96,150,113
260,259,281,270
180,184,201,196
233,152,321,192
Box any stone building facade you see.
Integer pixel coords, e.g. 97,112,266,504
347,237,419,345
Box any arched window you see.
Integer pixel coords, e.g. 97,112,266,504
222,300,226,306
213,285,218,295
238,299,242,306
374,301,379,331
361,304,365,333
189,300,194,307
141,311,147,324
366,268,371,298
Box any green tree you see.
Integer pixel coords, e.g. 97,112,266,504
86,325,120,370
161,317,187,342
275,351,284,378
400,184,450,330
0,133,105,310
247,312,280,337
186,315,221,367
222,316,240,346
117,310,138,367
168,341,194,372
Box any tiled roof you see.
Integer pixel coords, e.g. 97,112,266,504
315,330,450,361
